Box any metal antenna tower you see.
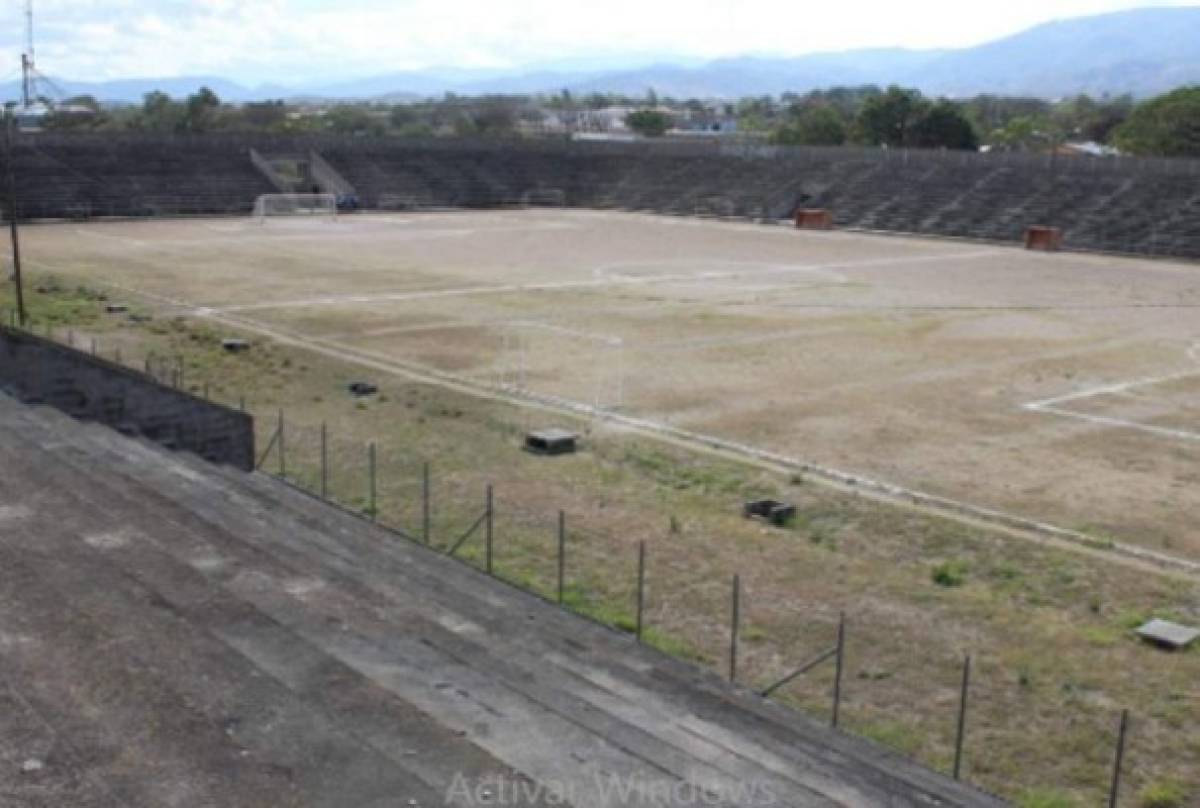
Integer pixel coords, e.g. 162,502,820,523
21,1,36,109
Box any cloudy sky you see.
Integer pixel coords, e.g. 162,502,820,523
0,0,1192,86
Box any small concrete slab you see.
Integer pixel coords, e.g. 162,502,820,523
347,381,379,397
1136,618,1200,650
743,499,796,526
524,428,578,455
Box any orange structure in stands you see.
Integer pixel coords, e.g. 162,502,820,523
1024,226,1063,251
794,209,833,230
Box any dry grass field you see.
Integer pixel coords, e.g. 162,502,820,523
23,209,1200,558
6,209,1200,806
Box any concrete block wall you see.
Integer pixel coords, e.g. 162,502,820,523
0,325,255,471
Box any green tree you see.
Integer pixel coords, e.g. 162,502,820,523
240,100,288,131
140,90,184,132
1050,93,1130,144
394,121,435,138
471,98,519,137
1080,98,1131,144
771,105,847,146
988,115,1045,151
909,102,979,150
625,109,671,137
1112,86,1200,157
855,88,979,150
325,105,386,136
736,95,777,133
962,94,1050,137
183,87,221,132
388,104,417,129
856,86,929,146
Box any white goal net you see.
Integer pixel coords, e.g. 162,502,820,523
253,193,338,222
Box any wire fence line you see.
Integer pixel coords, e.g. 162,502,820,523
249,406,1149,805
1,314,1161,805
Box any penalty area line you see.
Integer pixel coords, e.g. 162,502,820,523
1022,342,1200,441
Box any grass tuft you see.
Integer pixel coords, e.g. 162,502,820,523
1015,789,1079,808
931,560,968,587
1140,780,1188,808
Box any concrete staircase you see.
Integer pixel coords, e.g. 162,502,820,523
0,392,1004,807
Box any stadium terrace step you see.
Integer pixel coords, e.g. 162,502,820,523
0,392,1005,806
0,409,524,804
13,134,1199,257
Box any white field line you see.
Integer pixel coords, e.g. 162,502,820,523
591,258,849,285
211,249,993,314
507,320,622,345
174,306,1200,577
72,228,150,248
325,319,622,344
650,327,830,353
1022,343,1200,441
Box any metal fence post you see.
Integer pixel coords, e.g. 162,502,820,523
832,612,846,728
953,655,971,780
176,355,184,389
368,442,377,521
239,395,246,412
635,541,646,643
422,462,431,544
729,574,740,683
320,422,328,499
277,409,286,477
1108,710,1129,808
557,510,566,604
485,484,494,575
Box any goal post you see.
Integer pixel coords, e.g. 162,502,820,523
253,193,338,222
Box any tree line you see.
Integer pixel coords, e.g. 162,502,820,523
37,83,1200,158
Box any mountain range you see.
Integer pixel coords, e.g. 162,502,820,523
8,6,1200,105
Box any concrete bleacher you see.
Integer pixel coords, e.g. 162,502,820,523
9,135,276,218
6,133,1200,258
0,390,1006,806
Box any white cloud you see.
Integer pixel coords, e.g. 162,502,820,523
0,0,1191,85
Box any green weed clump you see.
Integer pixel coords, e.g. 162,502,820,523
931,560,968,587
1140,780,1188,808
859,720,923,756
1015,789,1078,808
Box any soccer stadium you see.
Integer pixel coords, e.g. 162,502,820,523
4,6,1200,805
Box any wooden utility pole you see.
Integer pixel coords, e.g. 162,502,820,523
4,110,26,327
